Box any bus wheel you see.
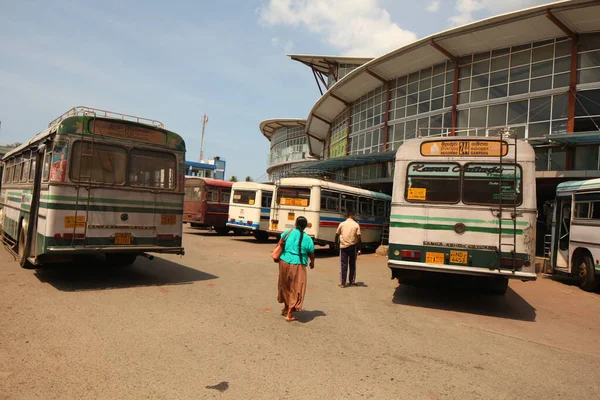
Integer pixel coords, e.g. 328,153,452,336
17,228,29,268
253,231,269,242
106,253,138,266
577,254,598,292
215,227,230,236
190,223,201,228
487,277,509,295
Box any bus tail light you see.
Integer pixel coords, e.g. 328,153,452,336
307,222,312,228
157,234,174,241
247,220,253,226
230,218,235,223
401,250,421,259
54,233,61,239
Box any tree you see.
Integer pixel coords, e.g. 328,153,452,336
229,176,238,182
245,176,253,182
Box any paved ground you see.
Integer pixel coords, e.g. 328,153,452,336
1,227,599,399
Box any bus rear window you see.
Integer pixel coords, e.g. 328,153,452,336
233,190,256,205
129,149,176,189
70,142,127,184
405,162,460,203
277,187,311,207
185,186,202,201
462,163,523,206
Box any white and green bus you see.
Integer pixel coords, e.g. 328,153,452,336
548,178,600,292
388,135,537,295
0,106,186,268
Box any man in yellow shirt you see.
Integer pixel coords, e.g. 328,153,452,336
335,211,362,288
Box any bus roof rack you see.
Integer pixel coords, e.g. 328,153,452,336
48,106,165,129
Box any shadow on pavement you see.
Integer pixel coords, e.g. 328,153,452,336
296,310,326,323
392,280,537,322
34,255,218,292
542,274,600,294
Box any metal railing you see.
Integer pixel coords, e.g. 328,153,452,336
48,106,165,129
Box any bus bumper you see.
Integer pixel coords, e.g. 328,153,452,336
388,260,537,281
46,246,185,256
227,223,257,231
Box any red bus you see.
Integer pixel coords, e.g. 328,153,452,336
184,177,232,235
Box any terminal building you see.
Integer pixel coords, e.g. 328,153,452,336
259,0,600,254
185,156,226,180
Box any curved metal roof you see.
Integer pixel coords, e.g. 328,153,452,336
259,118,306,141
304,0,600,158
288,54,373,75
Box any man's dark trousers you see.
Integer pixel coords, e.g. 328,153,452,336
340,245,357,285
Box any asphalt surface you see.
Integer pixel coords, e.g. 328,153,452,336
1,227,599,399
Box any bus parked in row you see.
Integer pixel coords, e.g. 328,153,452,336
268,178,391,248
184,177,232,235
548,178,600,292
227,182,274,241
0,106,186,268
388,135,537,295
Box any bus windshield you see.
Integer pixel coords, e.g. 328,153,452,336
184,186,202,201
277,187,311,207
129,149,176,189
462,163,522,206
233,190,256,205
405,162,460,203
70,142,127,184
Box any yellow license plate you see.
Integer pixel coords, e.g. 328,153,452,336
450,250,468,264
161,214,176,225
288,212,295,221
426,252,445,264
114,233,132,245
271,223,278,230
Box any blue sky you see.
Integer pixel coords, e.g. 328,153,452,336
0,0,550,180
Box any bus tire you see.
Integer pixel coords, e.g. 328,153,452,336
577,254,598,292
215,227,230,236
17,228,33,269
190,223,201,228
106,253,138,266
253,231,269,242
488,277,509,295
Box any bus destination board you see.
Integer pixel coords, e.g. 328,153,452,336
90,120,167,145
421,140,507,157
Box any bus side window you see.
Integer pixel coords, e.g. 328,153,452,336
359,198,373,215
28,159,36,182
222,189,231,204
341,194,357,213
321,190,340,212
592,202,600,220
207,189,218,202
575,202,591,219
374,200,386,217
42,152,52,182
20,155,30,183
261,193,273,208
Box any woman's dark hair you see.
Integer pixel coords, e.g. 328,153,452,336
296,216,308,265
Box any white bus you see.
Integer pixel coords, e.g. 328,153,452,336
548,178,600,292
0,106,186,268
388,136,537,295
227,181,274,241
268,178,391,247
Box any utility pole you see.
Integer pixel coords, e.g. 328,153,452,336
200,114,208,162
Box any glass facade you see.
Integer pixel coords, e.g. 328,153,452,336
269,125,309,167
324,33,600,174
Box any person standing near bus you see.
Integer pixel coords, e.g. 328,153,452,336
335,211,361,288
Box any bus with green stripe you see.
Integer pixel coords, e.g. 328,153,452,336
0,106,186,268
388,135,537,295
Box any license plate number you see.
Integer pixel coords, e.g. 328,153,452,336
271,223,278,230
450,250,468,264
114,233,131,245
288,212,295,221
161,214,176,225
426,252,445,264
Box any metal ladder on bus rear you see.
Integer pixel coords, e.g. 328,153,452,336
496,128,519,272
71,110,97,247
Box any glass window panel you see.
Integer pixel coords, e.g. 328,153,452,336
419,89,431,102
430,114,442,130
532,45,554,62
575,89,600,117
431,98,444,111
511,50,531,67
409,72,419,83
407,94,418,105
396,86,407,97
458,92,470,104
393,122,404,142
433,63,446,75
531,60,553,77
490,70,509,86
551,119,568,135
472,60,490,75
508,100,529,124
510,65,530,82
443,112,452,128
396,96,407,107
458,78,470,92
445,83,454,96
397,76,407,86
457,110,468,128
432,74,445,87
470,88,488,102
578,50,600,69
534,39,554,48
489,84,508,99
528,122,550,138
418,101,430,113
471,74,489,89
554,56,571,73
574,116,600,132
580,33,600,52
469,106,486,128
421,67,432,79
459,65,471,79
445,70,454,83
473,51,490,62
420,78,432,90
406,105,418,117
492,47,510,57
491,55,509,71
535,148,549,171
408,82,419,94
70,142,127,185
405,162,460,204
555,40,571,58
574,146,600,170
396,107,406,119
552,94,569,119
578,67,600,84
405,120,417,140
553,72,570,88
509,81,529,96
529,97,551,122
459,55,472,66
417,118,429,136
513,43,531,52
488,104,507,127
432,86,444,99
550,148,567,170
444,95,453,108
530,76,552,92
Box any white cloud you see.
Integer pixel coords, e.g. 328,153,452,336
449,0,551,26
427,0,440,13
271,37,280,46
284,39,294,53
258,0,417,57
